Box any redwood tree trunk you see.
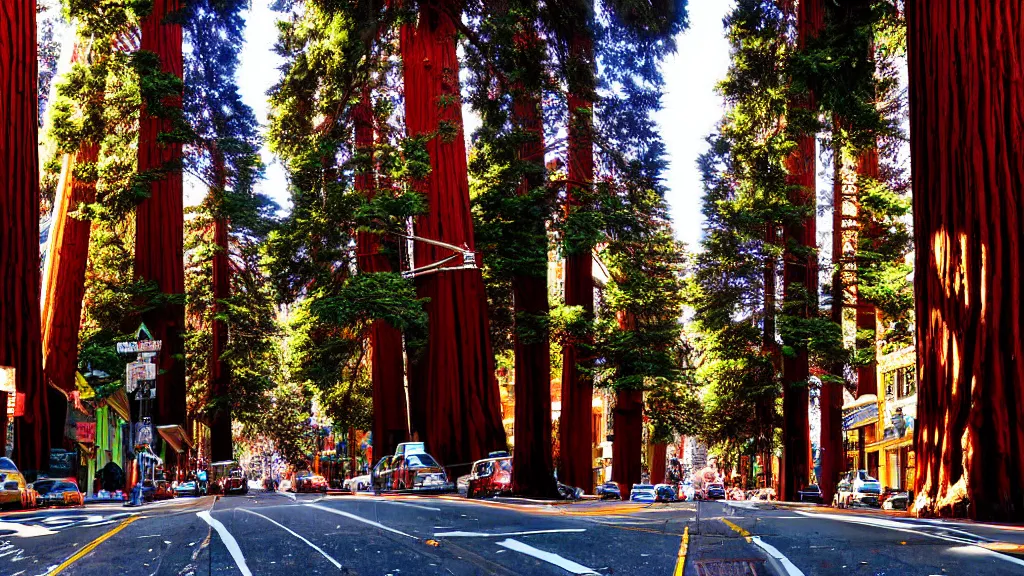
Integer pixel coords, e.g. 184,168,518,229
612,389,643,494
761,223,779,490
560,29,597,495
136,0,186,432
509,19,557,498
1,0,50,472
855,147,879,396
907,0,1024,521
42,142,98,399
209,150,232,462
650,443,667,485
822,149,849,504
781,0,823,502
400,1,505,472
353,89,408,463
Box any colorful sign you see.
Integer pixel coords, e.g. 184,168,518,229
76,421,96,444
843,402,878,430
116,340,162,354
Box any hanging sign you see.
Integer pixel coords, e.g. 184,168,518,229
76,421,96,444
125,362,156,392
116,340,162,354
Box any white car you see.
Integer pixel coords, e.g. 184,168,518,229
835,470,882,508
343,474,372,492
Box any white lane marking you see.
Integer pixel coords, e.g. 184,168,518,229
750,536,806,576
947,544,1024,568
377,500,441,512
278,491,296,501
305,503,417,539
0,521,56,538
196,511,252,576
496,539,599,575
237,508,343,569
795,511,1024,567
435,529,586,538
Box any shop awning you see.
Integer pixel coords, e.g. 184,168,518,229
842,394,879,430
104,389,131,422
156,424,194,454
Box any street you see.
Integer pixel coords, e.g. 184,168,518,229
0,493,1022,575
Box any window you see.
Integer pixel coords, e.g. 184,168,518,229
882,365,917,400
897,365,916,398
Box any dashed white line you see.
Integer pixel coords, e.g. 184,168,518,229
305,503,417,539
237,508,343,569
434,528,586,538
196,511,252,576
496,539,599,575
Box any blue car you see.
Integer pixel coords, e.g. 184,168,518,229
596,482,622,500
705,483,726,500
630,483,656,503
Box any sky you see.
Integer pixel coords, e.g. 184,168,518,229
226,0,735,250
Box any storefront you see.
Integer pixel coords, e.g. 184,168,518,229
843,347,916,490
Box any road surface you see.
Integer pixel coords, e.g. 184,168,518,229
0,492,1022,575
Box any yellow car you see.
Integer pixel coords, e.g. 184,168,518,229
0,457,36,509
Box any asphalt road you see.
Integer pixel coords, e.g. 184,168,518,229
0,492,1023,575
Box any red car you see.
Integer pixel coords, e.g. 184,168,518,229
390,452,449,491
467,457,512,498
222,468,249,495
294,473,328,493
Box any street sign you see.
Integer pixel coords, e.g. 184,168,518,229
126,362,156,392
116,340,162,354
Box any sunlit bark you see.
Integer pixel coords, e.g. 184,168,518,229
908,0,1024,521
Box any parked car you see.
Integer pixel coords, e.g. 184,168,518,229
294,473,328,493
655,484,677,502
456,473,471,496
630,483,657,503
143,479,176,502
727,486,747,501
390,451,449,491
835,470,882,508
557,482,584,500
372,457,395,493
467,457,512,498
36,480,83,507
797,484,824,504
222,468,250,495
174,480,200,497
343,474,372,492
882,491,910,511
596,482,622,500
705,483,727,500
0,459,36,509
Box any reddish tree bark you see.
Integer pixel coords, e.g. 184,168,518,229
854,147,879,396
509,20,557,498
136,0,186,430
353,89,409,464
761,223,779,491
400,1,505,472
560,29,597,495
209,149,232,462
907,0,1024,521
1,0,50,473
612,389,643,494
781,0,823,502
650,443,667,485
42,143,98,396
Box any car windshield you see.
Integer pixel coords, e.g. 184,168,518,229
34,480,56,494
857,471,878,482
54,482,77,492
805,485,820,491
497,459,512,472
0,458,17,472
407,454,439,468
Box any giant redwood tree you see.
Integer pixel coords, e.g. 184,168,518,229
400,0,506,469
136,0,187,431
780,0,822,502
908,0,1024,521
1,0,50,473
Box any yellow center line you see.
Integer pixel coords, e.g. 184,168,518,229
672,526,690,576
721,517,753,542
48,515,142,575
